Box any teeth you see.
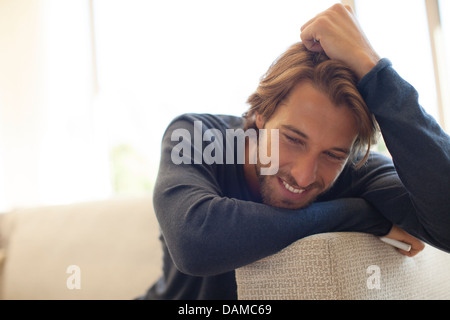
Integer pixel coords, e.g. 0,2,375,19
282,180,305,194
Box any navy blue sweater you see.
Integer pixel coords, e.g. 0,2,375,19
143,59,450,300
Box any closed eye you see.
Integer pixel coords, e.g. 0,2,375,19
324,151,347,162
284,134,303,145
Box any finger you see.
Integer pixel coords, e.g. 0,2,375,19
301,38,324,53
300,15,316,32
398,242,425,257
397,248,412,256
299,26,315,47
406,248,422,257
397,248,422,257
300,24,324,52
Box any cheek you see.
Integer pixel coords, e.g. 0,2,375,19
319,162,346,187
277,142,346,186
276,145,296,169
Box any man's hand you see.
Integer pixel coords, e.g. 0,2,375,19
384,225,425,257
300,3,380,79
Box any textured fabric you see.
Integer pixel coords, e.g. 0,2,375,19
236,232,450,300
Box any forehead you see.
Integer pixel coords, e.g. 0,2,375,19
269,81,358,146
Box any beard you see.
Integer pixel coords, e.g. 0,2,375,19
256,163,328,210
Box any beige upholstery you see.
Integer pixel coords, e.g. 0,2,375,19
236,232,450,300
0,196,162,300
1,197,449,300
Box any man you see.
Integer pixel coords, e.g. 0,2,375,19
143,4,450,299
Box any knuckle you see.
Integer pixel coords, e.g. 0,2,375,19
314,16,331,28
331,3,346,12
329,3,352,17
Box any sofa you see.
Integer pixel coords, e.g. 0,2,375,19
236,232,450,299
0,196,162,300
0,196,449,300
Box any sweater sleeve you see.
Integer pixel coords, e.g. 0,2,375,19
153,115,391,277
357,59,450,251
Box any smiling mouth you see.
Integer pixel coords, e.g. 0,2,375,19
281,180,306,194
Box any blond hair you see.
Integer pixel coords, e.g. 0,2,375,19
244,42,378,168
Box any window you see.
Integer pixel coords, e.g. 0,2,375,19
356,0,439,121
1,0,449,211
441,0,450,79
92,0,337,195
438,0,450,129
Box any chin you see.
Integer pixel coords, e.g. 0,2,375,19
260,187,318,210
258,175,318,210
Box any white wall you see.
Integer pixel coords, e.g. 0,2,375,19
0,0,47,210
0,0,111,211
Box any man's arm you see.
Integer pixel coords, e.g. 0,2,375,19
153,114,392,277
358,59,450,251
301,4,450,252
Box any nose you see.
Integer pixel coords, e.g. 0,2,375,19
290,153,318,188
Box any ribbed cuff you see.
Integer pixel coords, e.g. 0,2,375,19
357,58,393,92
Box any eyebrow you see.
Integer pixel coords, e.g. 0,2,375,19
281,124,351,155
281,124,309,139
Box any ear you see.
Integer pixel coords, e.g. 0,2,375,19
255,112,265,130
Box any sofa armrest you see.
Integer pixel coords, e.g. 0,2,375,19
235,232,450,300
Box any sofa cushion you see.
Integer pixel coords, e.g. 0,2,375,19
0,196,162,300
236,232,450,300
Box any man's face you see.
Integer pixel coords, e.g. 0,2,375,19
255,81,358,209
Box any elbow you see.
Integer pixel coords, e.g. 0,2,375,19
169,235,225,277
153,193,236,276
173,256,210,277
